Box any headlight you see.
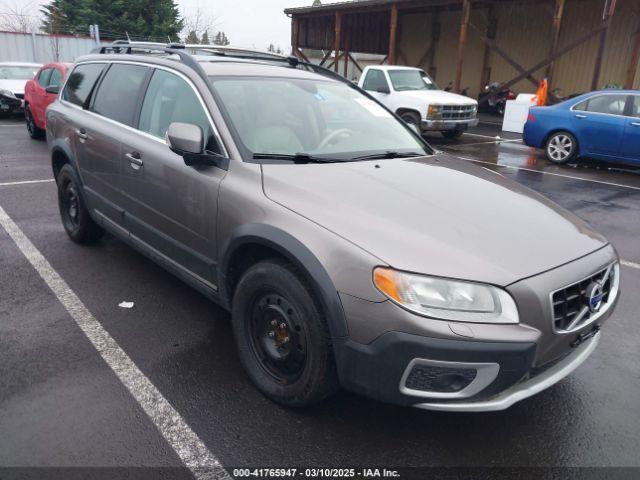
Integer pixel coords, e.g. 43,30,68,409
373,267,519,324
0,89,16,98
427,104,442,120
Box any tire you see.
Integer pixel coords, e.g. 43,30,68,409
231,259,339,407
399,111,421,129
25,105,45,139
441,130,464,140
545,131,578,164
56,164,104,244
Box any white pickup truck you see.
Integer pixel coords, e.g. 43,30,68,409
358,65,479,139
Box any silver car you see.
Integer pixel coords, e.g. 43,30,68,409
46,43,620,411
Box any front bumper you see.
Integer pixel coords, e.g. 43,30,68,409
415,331,600,412
421,117,479,132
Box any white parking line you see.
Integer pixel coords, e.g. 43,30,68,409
0,204,231,480
0,179,54,187
464,132,522,142
622,260,640,270
456,156,640,192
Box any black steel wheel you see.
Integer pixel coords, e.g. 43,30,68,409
56,164,104,244
25,105,45,139
231,259,339,407
247,292,307,384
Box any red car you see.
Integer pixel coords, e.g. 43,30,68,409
24,62,70,139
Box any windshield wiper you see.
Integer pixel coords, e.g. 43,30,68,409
351,151,426,161
253,153,341,164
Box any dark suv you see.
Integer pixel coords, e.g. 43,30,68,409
46,43,620,411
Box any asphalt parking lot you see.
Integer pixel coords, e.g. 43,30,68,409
1,115,639,478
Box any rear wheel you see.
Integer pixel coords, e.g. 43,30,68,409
545,131,578,164
57,164,104,244
231,259,338,407
25,105,45,139
441,130,464,140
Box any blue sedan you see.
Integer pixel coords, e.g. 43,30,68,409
523,90,640,165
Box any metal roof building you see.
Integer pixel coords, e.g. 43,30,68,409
285,0,639,98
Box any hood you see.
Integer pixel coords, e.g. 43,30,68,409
396,89,477,106
262,154,607,287
0,79,28,95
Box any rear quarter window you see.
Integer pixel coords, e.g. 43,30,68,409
90,64,149,127
62,63,106,107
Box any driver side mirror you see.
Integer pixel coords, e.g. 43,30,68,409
166,122,229,169
45,85,59,95
167,122,204,156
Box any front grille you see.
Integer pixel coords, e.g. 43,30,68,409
442,104,476,120
405,364,477,393
551,264,617,333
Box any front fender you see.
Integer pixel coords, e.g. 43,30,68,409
219,223,348,339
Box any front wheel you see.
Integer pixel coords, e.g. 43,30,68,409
57,164,104,244
545,131,578,164
25,105,45,139
231,259,338,407
400,111,421,130
441,130,464,140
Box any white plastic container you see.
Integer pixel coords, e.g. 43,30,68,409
502,93,537,133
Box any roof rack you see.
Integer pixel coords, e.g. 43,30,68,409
92,41,354,87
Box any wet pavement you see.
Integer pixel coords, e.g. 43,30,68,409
1,116,639,477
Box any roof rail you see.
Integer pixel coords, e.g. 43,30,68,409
92,41,355,88
92,41,209,83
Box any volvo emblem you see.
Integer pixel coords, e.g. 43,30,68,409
586,282,604,313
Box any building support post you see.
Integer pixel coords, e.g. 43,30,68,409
479,6,496,91
334,11,342,73
546,0,565,89
427,13,440,78
625,25,640,89
292,16,300,55
343,40,349,78
591,0,616,90
455,0,471,92
388,3,398,65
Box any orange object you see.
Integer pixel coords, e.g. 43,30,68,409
533,78,549,106
373,268,402,302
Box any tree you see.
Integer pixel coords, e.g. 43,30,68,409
185,30,199,44
41,0,183,40
268,44,283,54
201,31,210,45
182,7,217,44
0,0,42,32
213,31,230,46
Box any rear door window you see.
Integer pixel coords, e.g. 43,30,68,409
91,63,149,127
581,94,628,116
628,96,640,118
62,63,105,107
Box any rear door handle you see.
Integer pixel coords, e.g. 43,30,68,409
631,122,640,127
575,114,587,119
125,152,143,170
76,128,88,141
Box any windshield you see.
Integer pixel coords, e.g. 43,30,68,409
0,66,38,80
388,70,439,92
210,76,430,161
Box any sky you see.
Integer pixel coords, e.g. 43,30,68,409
177,0,315,51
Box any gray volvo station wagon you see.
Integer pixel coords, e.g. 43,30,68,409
46,42,620,412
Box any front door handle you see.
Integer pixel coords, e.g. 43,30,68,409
125,152,143,170
575,114,587,119
631,122,640,127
